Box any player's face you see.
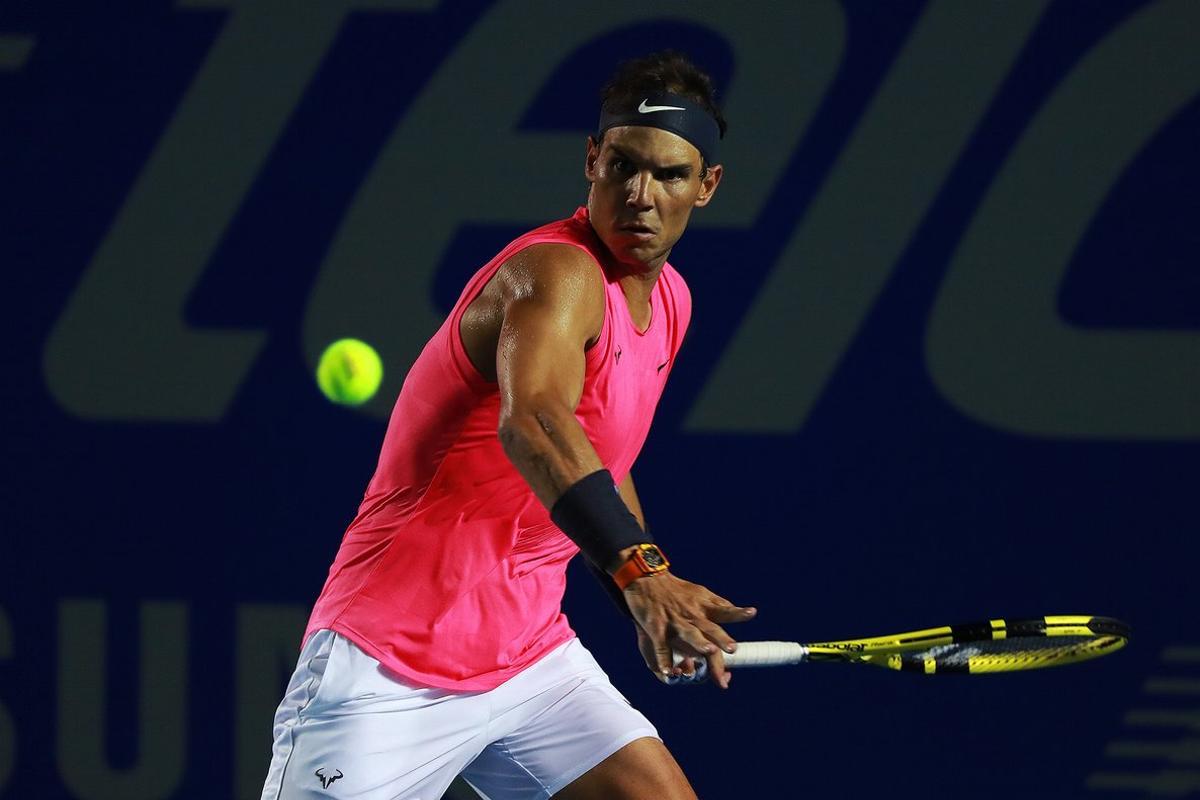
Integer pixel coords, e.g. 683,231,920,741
584,126,722,270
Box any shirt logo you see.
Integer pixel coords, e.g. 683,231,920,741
638,99,685,114
615,345,622,364
316,768,344,789
657,361,669,373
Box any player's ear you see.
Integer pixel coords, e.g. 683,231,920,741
694,163,723,208
584,136,601,182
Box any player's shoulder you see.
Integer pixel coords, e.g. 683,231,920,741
496,242,606,306
659,261,693,306
659,259,685,283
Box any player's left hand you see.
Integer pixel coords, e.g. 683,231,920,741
635,625,722,687
624,572,755,689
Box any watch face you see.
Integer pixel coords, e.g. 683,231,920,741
641,547,665,569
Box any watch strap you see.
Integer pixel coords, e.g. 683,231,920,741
613,544,670,591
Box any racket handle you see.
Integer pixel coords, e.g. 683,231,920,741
723,641,808,668
665,656,709,686
666,641,808,684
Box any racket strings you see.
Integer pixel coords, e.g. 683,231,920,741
726,617,1129,675
917,635,1093,663
901,634,1124,672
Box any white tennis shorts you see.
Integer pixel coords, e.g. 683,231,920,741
260,630,659,800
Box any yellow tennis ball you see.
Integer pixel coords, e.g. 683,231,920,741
316,338,383,406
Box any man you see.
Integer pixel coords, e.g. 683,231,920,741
262,51,755,800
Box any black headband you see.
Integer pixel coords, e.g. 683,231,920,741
597,91,722,165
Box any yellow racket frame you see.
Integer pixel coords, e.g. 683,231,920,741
802,615,1129,675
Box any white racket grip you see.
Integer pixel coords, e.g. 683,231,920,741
666,655,708,685
723,641,809,668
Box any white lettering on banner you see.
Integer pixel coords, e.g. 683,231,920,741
234,605,307,800
685,0,1049,433
301,0,843,417
57,601,188,800
0,607,13,792
41,0,436,422
926,0,1200,439
5,601,308,798
35,3,1196,439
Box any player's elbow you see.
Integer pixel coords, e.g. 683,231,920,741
496,412,528,456
497,399,567,455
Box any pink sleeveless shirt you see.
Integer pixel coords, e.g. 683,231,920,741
305,207,692,691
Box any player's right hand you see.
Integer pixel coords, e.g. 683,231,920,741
623,572,755,689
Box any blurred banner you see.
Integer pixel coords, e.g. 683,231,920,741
2,1,1197,797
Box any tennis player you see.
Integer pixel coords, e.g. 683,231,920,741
261,51,755,800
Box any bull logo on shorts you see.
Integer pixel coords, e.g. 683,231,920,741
315,768,344,789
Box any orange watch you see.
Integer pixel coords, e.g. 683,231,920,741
612,544,670,590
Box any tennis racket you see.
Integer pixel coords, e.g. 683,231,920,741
669,615,1129,683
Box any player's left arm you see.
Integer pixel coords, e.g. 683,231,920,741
616,472,645,529
584,472,646,617
613,471,720,684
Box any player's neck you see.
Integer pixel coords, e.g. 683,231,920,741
616,261,663,334
617,263,663,306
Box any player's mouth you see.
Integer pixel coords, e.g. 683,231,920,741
617,221,657,240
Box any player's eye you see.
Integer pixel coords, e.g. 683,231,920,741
611,158,634,174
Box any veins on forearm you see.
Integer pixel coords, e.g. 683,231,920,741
499,410,591,507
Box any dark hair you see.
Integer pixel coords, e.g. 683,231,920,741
598,50,726,170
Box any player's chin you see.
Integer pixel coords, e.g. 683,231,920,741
613,237,663,264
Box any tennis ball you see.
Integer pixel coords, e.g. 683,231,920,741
316,338,383,406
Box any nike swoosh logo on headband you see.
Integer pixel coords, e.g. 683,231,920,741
638,99,685,113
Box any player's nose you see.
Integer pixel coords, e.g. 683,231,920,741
625,172,653,209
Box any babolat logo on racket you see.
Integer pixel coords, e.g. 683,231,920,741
810,641,867,652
